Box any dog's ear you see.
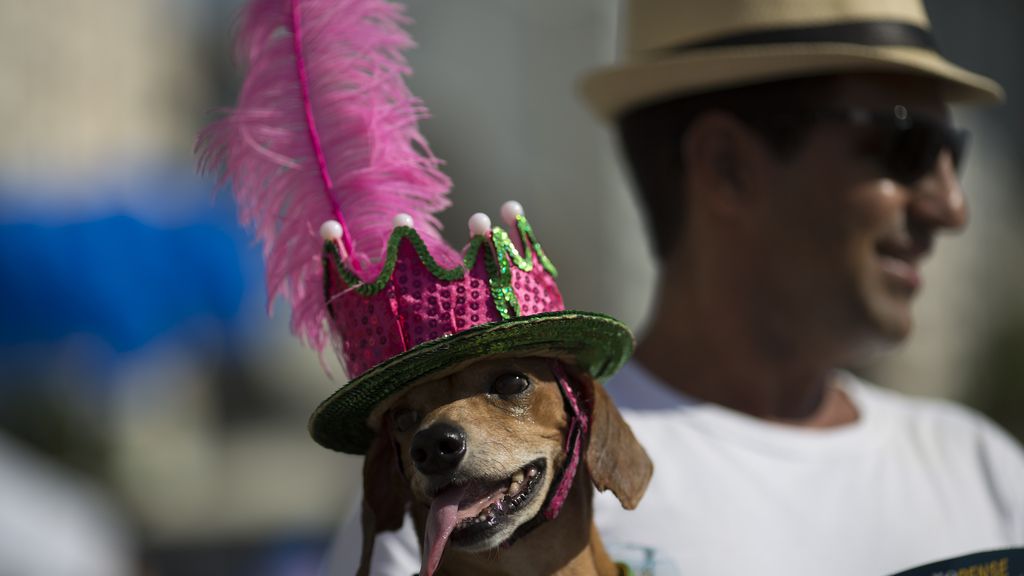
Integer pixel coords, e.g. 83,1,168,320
584,375,653,510
357,423,409,576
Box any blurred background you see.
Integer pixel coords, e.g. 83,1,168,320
0,1,1021,574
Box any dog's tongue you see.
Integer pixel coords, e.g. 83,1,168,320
422,484,466,576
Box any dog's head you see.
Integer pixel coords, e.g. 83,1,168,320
356,356,652,576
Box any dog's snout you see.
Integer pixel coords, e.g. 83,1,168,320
410,423,466,475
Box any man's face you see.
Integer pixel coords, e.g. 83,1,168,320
749,74,967,359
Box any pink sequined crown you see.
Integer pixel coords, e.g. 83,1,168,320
321,203,563,380
312,200,633,454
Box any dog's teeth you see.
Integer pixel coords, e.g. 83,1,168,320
509,481,521,496
511,470,525,484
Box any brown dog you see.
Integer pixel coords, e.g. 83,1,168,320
356,356,653,576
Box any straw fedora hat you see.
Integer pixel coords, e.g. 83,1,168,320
581,0,1004,120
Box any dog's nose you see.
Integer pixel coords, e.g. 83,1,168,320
410,423,466,475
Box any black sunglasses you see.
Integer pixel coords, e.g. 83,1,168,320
744,105,969,185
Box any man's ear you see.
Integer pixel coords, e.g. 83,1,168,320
583,374,653,510
685,110,763,215
357,423,409,576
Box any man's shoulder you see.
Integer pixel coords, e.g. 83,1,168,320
854,377,1004,432
852,376,1024,471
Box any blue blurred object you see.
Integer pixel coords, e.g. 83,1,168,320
0,175,264,355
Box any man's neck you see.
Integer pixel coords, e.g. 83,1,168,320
635,278,859,428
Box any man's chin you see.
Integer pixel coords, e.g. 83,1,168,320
876,297,914,342
844,298,913,362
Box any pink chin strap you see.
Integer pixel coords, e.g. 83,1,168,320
543,360,590,520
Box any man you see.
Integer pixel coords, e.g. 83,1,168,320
327,1,1024,574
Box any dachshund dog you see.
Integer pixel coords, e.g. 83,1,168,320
356,356,653,576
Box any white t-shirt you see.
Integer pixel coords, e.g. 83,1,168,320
0,433,133,576
323,361,1024,575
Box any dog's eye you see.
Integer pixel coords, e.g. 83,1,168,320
392,408,420,433
491,373,530,396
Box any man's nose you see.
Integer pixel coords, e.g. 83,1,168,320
908,149,967,231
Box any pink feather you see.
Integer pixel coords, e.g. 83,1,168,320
197,0,459,353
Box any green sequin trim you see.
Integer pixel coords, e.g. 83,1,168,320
515,214,557,277
323,227,481,297
321,216,557,317
482,216,560,319
486,227,519,320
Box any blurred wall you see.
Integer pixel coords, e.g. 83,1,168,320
0,0,202,184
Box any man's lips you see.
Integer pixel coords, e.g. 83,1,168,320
878,255,920,291
876,238,929,292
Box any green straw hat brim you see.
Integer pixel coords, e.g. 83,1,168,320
309,310,634,454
